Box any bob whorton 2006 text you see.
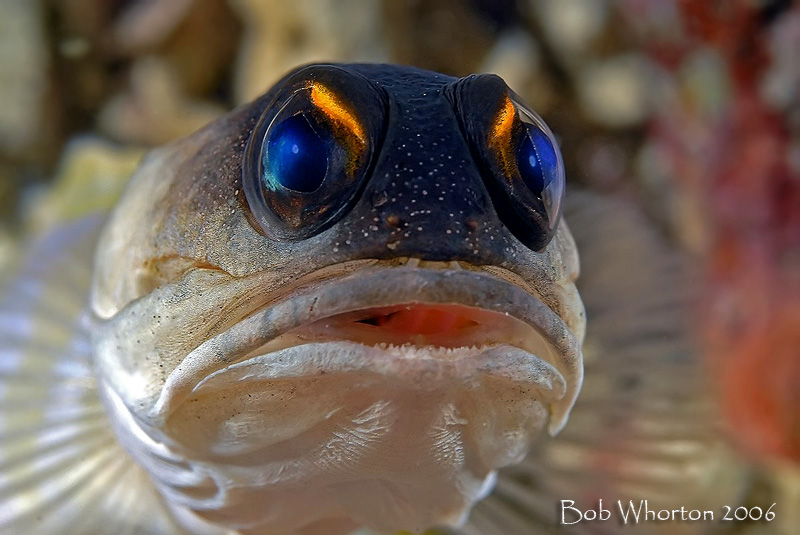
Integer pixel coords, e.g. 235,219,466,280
560,499,778,524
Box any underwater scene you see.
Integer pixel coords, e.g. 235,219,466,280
0,1,797,534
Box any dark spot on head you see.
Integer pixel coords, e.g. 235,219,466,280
371,190,389,207
386,215,403,228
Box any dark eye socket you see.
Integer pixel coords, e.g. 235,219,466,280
511,103,564,230
264,113,330,193
243,67,386,241
244,88,367,240
516,124,557,197
445,74,565,251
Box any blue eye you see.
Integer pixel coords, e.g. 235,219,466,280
264,114,329,193
243,68,385,242
516,127,558,197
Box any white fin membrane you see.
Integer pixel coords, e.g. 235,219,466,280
458,190,751,535
0,216,190,535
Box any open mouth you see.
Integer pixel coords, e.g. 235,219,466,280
346,303,489,337
152,266,583,433
254,302,557,363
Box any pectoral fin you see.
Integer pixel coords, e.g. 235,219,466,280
0,216,190,535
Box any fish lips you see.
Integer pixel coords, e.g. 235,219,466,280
152,266,584,435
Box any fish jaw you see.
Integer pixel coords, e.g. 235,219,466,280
160,344,557,533
92,264,583,534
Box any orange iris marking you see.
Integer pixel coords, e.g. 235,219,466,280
489,95,518,179
310,83,366,143
309,83,367,176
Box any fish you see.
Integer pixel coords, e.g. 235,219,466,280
0,63,747,535
1,63,584,535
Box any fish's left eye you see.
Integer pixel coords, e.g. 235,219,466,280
243,66,386,241
446,74,565,251
488,96,566,246
516,124,559,198
509,103,565,233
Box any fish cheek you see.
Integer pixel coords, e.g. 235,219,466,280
151,100,283,276
550,220,585,343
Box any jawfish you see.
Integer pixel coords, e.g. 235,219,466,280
1,64,585,535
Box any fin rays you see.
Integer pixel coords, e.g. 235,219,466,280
0,217,187,534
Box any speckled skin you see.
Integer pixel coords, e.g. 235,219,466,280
90,64,585,535
323,65,513,260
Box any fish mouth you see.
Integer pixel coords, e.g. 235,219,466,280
153,265,583,434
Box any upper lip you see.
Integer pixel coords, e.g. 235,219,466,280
151,266,582,432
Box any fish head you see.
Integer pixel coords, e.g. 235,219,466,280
90,64,585,534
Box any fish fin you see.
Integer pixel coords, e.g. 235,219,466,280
0,217,190,535
462,190,751,534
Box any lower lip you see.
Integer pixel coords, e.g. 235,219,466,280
162,340,564,482
194,340,564,390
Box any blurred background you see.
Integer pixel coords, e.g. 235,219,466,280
0,0,797,533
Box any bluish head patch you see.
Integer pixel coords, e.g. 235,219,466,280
242,64,566,260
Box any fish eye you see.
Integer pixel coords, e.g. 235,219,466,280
446,74,565,251
510,102,565,231
516,121,558,198
264,113,330,193
486,94,565,247
243,68,386,241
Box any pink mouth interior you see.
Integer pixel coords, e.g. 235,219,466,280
284,302,544,352
354,304,482,336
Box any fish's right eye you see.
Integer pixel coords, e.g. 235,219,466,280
243,66,386,241
264,112,330,193
446,74,565,252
